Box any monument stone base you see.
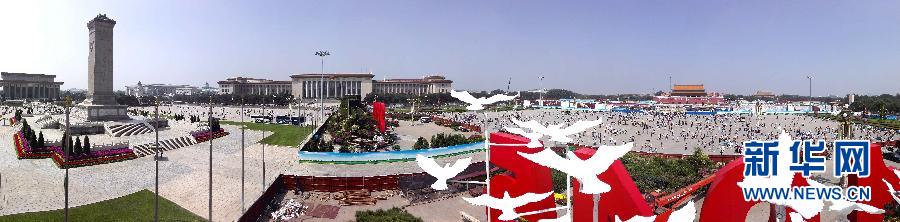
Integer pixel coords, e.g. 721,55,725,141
81,104,130,121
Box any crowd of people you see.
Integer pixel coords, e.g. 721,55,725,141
437,109,900,155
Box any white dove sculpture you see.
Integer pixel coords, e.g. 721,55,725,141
463,191,553,221
884,178,900,204
519,142,633,194
504,127,544,148
415,155,472,190
450,90,519,110
614,200,696,222
510,118,602,143
828,198,884,222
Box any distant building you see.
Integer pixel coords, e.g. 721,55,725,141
218,77,292,96
290,73,375,100
0,72,64,100
670,84,707,97
126,82,200,97
753,90,776,99
174,86,201,95
199,82,217,94
289,73,454,100
654,84,723,104
373,75,453,94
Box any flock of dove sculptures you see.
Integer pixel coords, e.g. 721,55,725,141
449,90,520,111
415,90,900,221
519,142,633,194
413,90,673,221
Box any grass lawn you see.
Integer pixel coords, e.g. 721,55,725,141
0,190,205,222
220,120,314,147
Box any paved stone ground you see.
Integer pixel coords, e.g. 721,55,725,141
0,121,302,221
0,106,485,221
131,104,336,125
2,107,898,221
392,120,478,149
439,110,899,155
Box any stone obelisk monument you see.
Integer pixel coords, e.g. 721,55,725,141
80,14,129,121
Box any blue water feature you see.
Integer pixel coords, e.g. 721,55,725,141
297,141,485,162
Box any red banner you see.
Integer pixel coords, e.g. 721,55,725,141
372,102,386,133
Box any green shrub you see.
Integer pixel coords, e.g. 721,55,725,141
413,137,430,150
355,207,422,222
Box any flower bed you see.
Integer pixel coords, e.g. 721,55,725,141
431,115,481,132
192,129,229,143
12,130,136,168
49,146,137,169
13,132,53,159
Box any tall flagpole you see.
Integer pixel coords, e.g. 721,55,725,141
154,97,160,222
208,96,213,221
262,99,267,193
482,110,490,221
63,96,71,222
240,96,245,213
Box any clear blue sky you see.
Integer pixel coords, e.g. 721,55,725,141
1,0,899,96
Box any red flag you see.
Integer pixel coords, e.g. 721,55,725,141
372,102,386,133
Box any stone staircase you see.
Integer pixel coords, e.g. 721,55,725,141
106,122,154,137
132,136,196,157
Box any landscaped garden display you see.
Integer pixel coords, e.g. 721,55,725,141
191,117,230,143
191,129,229,143
431,115,480,132
305,96,398,152
12,118,137,169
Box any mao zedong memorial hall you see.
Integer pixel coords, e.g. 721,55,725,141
0,72,63,101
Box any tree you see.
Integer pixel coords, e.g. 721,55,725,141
67,135,74,155
209,117,221,132
82,136,91,154
413,137,430,150
73,137,82,155
60,132,68,152
37,131,44,148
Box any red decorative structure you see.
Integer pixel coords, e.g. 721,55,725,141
484,134,896,222
571,148,654,222
848,143,900,222
487,132,557,221
699,158,820,222
372,101,386,133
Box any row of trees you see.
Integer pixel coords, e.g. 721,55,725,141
20,118,92,155
413,133,484,150
362,89,660,107
849,94,900,117
20,119,44,148
60,132,91,156
114,92,301,107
